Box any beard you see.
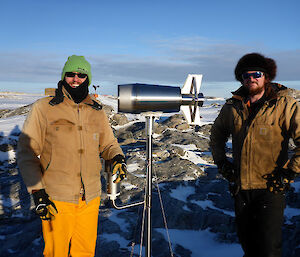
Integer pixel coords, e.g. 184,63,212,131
62,79,89,103
244,82,265,96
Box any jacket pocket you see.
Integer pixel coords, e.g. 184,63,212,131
47,119,78,171
49,119,76,146
251,123,276,177
253,123,273,142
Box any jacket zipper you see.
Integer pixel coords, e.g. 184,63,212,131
246,102,269,187
77,105,84,197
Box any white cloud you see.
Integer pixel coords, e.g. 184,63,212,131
0,38,299,88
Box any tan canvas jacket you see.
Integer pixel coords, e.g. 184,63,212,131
17,89,123,203
210,83,300,190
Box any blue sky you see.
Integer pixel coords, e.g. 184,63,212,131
1,0,300,96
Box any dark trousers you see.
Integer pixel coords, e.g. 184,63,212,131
234,189,285,257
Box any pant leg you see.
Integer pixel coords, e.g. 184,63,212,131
234,190,285,257
252,190,285,257
42,200,76,257
234,190,255,256
69,197,100,257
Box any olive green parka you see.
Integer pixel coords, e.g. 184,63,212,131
210,83,300,190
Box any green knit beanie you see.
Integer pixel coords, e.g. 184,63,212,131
61,55,92,86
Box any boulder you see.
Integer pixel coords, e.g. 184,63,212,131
111,113,129,126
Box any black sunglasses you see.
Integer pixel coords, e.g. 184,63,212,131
65,72,87,79
242,71,264,80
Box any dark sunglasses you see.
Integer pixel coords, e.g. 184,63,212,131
65,72,87,79
242,71,264,80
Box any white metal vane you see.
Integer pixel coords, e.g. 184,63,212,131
180,74,203,125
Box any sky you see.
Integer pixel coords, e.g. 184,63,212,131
0,0,300,97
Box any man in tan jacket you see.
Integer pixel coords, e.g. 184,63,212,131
17,55,127,257
210,53,300,257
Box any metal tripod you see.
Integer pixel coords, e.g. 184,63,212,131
107,113,157,257
145,114,154,257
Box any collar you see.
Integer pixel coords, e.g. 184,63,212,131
62,86,93,105
49,83,102,111
64,88,102,110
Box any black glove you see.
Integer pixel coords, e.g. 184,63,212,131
217,159,236,183
217,159,240,196
112,154,127,183
32,189,58,220
263,168,298,194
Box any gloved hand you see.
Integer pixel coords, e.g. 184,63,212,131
32,189,58,220
217,159,240,196
217,159,236,183
112,154,127,183
263,168,298,194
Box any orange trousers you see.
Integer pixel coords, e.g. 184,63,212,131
42,197,100,257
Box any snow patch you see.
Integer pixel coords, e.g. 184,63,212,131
156,228,243,257
190,199,234,217
170,185,195,202
0,150,16,161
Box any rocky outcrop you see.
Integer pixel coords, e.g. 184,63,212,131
287,88,300,99
0,105,32,119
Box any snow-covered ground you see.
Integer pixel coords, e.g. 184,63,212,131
1,91,300,257
0,92,43,110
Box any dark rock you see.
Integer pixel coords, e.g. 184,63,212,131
111,113,129,126
175,244,192,257
161,114,187,128
0,144,14,152
196,124,212,136
102,104,114,117
161,130,210,151
287,88,300,99
0,105,32,119
176,123,190,130
115,130,135,145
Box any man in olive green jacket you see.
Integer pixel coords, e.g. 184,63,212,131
17,55,127,257
210,53,300,257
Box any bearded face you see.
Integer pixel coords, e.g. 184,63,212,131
242,71,267,96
